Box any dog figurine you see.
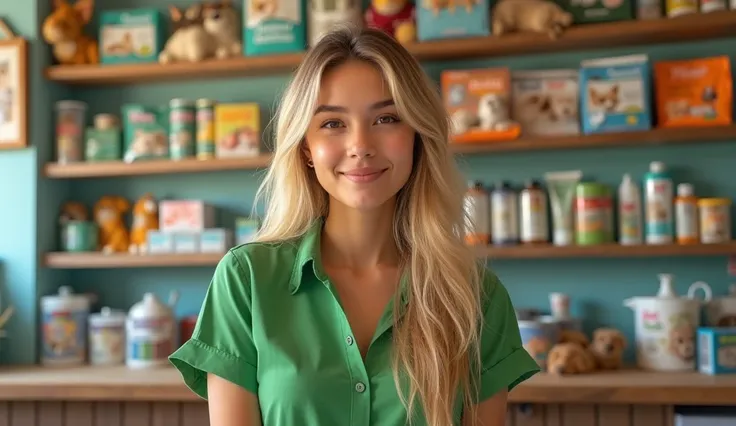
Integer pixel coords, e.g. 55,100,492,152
547,342,597,375
129,193,159,255
159,4,218,64
203,0,243,59
42,0,99,65
492,0,573,40
94,196,130,254
477,93,514,131
589,328,626,370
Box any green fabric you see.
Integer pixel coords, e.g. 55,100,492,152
169,219,540,426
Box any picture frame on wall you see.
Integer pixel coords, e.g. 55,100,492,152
0,18,27,150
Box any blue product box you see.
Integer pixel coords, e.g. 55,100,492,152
417,0,490,41
579,54,652,134
235,217,260,245
200,229,233,253
173,232,200,254
146,230,174,254
243,0,306,56
697,327,736,375
99,8,165,65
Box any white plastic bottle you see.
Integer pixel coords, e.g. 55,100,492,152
618,173,643,245
644,161,674,244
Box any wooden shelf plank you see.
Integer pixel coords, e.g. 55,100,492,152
44,11,736,86
44,156,272,179
0,365,733,405
482,242,736,259
43,252,225,269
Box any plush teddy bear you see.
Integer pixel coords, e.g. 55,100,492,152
547,342,597,375
491,0,573,40
589,328,627,370
365,0,417,44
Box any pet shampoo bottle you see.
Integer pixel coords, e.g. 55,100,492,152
644,161,674,244
618,173,642,245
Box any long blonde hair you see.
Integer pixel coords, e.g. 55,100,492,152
253,25,484,425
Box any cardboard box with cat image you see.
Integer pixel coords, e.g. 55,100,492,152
580,54,652,135
511,69,581,137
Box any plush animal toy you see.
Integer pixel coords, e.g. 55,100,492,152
589,328,626,370
365,0,417,44
59,201,88,225
94,196,130,254
491,0,573,40
42,0,99,65
129,193,160,255
202,0,243,59
547,342,597,375
159,4,218,64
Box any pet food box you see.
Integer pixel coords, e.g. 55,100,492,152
511,69,581,136
215,103,261,158
417,0,490,41
554,0,634,23
579,54,652,135
159,200,216,232
441,67,520,143
653,55,733,128
201,229,234,253
99,9,165,65
121,104,169,162
697,327,736,375
243,0,307,56
236,217,260,245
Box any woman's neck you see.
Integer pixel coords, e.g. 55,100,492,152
321,199,399,270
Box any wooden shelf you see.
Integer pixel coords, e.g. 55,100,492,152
43,252,224,269
44,11,736,86
44,156,272,179
0,365,733,405
482,242,736,259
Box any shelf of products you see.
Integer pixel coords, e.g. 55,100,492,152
481,242,736,259
43,11,736,86
43,252,224,269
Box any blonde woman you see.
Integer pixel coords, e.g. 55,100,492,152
170,25,539,426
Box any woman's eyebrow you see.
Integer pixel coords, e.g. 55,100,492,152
314,99,395,115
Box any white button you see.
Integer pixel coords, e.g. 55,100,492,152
355,382,366,393
346,336,354,346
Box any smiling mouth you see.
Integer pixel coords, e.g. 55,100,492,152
340,169,387,183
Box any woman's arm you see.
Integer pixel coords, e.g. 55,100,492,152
463,389,508,426
207,373,263,426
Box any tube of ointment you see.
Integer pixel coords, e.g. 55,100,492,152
544,170,582,246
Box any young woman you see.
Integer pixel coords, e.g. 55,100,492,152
169,25,539,426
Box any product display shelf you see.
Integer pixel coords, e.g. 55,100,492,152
43,252,224,269
43,156,272,179
43,11,736,86
482,241,736,259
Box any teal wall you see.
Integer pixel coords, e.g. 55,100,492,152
2,0,735,364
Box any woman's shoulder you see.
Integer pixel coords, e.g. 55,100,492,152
478,266,515,313
213,239,303,290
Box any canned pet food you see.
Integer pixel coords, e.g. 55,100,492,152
169,99,196,160
55,101,87,164
88,307,126,366
196,98,216,160
575,182,613,245
698,198,731,244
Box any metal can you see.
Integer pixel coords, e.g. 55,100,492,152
520,179,549,243
698,198,731,244
169,98,196,160
575,182,613,245
463,181,490,245
491,181,519,245
196,98,216,160
55,100,87,164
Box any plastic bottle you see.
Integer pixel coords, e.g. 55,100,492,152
520,180,549,244
644,161,674,244
675,183,699,245
491,181,519,245
463,181,490,245
618,173,643,245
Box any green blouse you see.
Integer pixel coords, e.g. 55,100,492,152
169,220,539,425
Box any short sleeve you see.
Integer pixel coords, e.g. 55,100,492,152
476,269,540,402
169,250,258,399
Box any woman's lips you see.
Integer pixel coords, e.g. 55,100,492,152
340,167,386,183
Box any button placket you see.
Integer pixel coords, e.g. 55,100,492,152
355,382,366,393
346,335,354,346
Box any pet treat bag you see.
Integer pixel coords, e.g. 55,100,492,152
122,104,169,162
417,0,490,41
654,56,732,128
511,69,581,136
580,54,652,134
243,0,306,55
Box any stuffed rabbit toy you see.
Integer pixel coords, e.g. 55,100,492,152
159,4,218,64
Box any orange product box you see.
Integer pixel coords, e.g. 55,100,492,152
653,56,733,127
214,103,261,158
441,67,521,143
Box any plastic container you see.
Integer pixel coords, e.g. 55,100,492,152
520,180,549,244
618,173,643,245
196,98,216,160
126,292,178,369
675,183,699,245
491,181,519,245
169,99,196,160
40,286,91,366
463,181,490,245
575,182,613,245
698,198,732,244
88,307,126,366
55,100,87,164
644,161,674,244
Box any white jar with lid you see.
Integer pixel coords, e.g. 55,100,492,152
40,286,90,366
88,307,126,366
126,292,178,369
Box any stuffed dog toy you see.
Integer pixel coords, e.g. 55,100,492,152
94,196,130,254
589,328,626,370
491,0,573,40
42,0,99,65
59,201,89,224
547,342,597,375
129,193,159,254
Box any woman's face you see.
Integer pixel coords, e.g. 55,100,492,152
303,60,416,212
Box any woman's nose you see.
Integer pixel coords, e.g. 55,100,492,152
347,127,375,158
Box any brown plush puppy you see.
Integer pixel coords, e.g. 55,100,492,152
589,328,626,370
547,342,597,375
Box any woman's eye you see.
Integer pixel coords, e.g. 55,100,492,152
376,115,399,124
321,120,343,129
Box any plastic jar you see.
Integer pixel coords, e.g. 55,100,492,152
698,198,731,244
575,182,613,245
40,286,90,366
88,307,126,366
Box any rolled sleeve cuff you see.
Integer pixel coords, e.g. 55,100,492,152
478,347,540,402
169,338,258,400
